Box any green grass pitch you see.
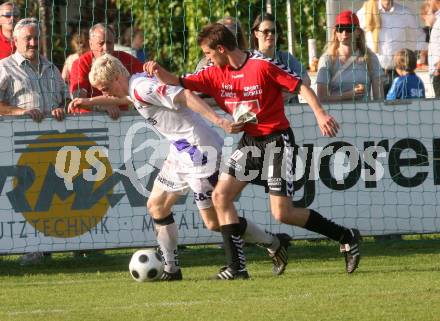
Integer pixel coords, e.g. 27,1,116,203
1,236,439,321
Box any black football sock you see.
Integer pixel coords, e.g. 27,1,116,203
304,210,353,244
220,221,246,271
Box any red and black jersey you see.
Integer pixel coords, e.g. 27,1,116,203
180,51,302,136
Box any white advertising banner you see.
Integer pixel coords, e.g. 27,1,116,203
1,100,439,254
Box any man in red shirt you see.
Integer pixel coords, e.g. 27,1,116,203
0,2,19,59
69,23,143,118
145,23,361,279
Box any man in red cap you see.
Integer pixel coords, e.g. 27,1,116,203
335,9,360,26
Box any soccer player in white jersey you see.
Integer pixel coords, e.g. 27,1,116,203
69,53,292,280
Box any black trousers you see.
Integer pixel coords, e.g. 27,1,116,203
383,69,397,97
433,75,440,98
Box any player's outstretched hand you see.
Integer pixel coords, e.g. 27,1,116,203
220,118,245,134
143,60,160,77
316,112,339,137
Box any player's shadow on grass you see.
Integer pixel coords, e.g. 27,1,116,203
1,238,439,276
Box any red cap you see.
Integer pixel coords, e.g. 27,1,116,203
335,10,360,26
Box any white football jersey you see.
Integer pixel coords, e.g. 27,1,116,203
128,73,223,174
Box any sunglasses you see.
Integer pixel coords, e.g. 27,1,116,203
336,25,356,33
258,28,276,36
1,13,19,18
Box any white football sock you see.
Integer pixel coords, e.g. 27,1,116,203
242,219,280,252
155,222,179,273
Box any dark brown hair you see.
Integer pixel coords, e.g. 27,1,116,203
250,12,285,49
197,23,238,51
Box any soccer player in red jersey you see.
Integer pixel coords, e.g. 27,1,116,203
144,23,361,279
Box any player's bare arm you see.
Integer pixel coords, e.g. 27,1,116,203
174,89,244,134
143,61,180,86
68,96,131,120
299,83,340,137
68,96,131,111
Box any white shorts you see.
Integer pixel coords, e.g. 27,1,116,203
154,158,219,209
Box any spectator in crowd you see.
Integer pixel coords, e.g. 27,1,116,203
386,48,425,100
429,0,440,97
195,16,246,71
0,1,19,59
61,30,89,83
418,0,437,67
0,17,67,265
68,23,143,118
357,0,428,95
250,12,310,103
316,10,384,102
122,28,148,62
0,18,66,122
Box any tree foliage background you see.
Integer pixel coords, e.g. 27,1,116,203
11,0,327,74
116,0,327,74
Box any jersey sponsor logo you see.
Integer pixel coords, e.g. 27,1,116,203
268,178,282,191
157,174,177,189
146,116,158,126
410,88,424,98
225,100,260,119
243,85,262,97
220,83,236,98
226,149,244,171
193,190,213,203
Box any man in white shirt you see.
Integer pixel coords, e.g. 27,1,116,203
428,0,440,97
357,0,427,93
0,18,66,121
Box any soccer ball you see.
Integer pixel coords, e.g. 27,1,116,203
129,249,164,282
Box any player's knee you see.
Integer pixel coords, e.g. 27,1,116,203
272,210,289,223
147,199,165,217
212,189,232,208
205,220,220,231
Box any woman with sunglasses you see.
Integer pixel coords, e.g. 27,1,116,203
250,13,310,103
316,10,383,102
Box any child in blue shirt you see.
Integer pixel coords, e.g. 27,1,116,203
386,49,425,100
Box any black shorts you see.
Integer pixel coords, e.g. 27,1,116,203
224,128,298,197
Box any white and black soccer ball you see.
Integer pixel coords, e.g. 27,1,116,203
129,249,164,282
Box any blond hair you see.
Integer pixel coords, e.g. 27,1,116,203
324,25,374,79
89,54,130,88
362,0,381,53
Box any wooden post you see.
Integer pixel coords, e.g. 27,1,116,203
38,0,50,58
286,0,295,56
